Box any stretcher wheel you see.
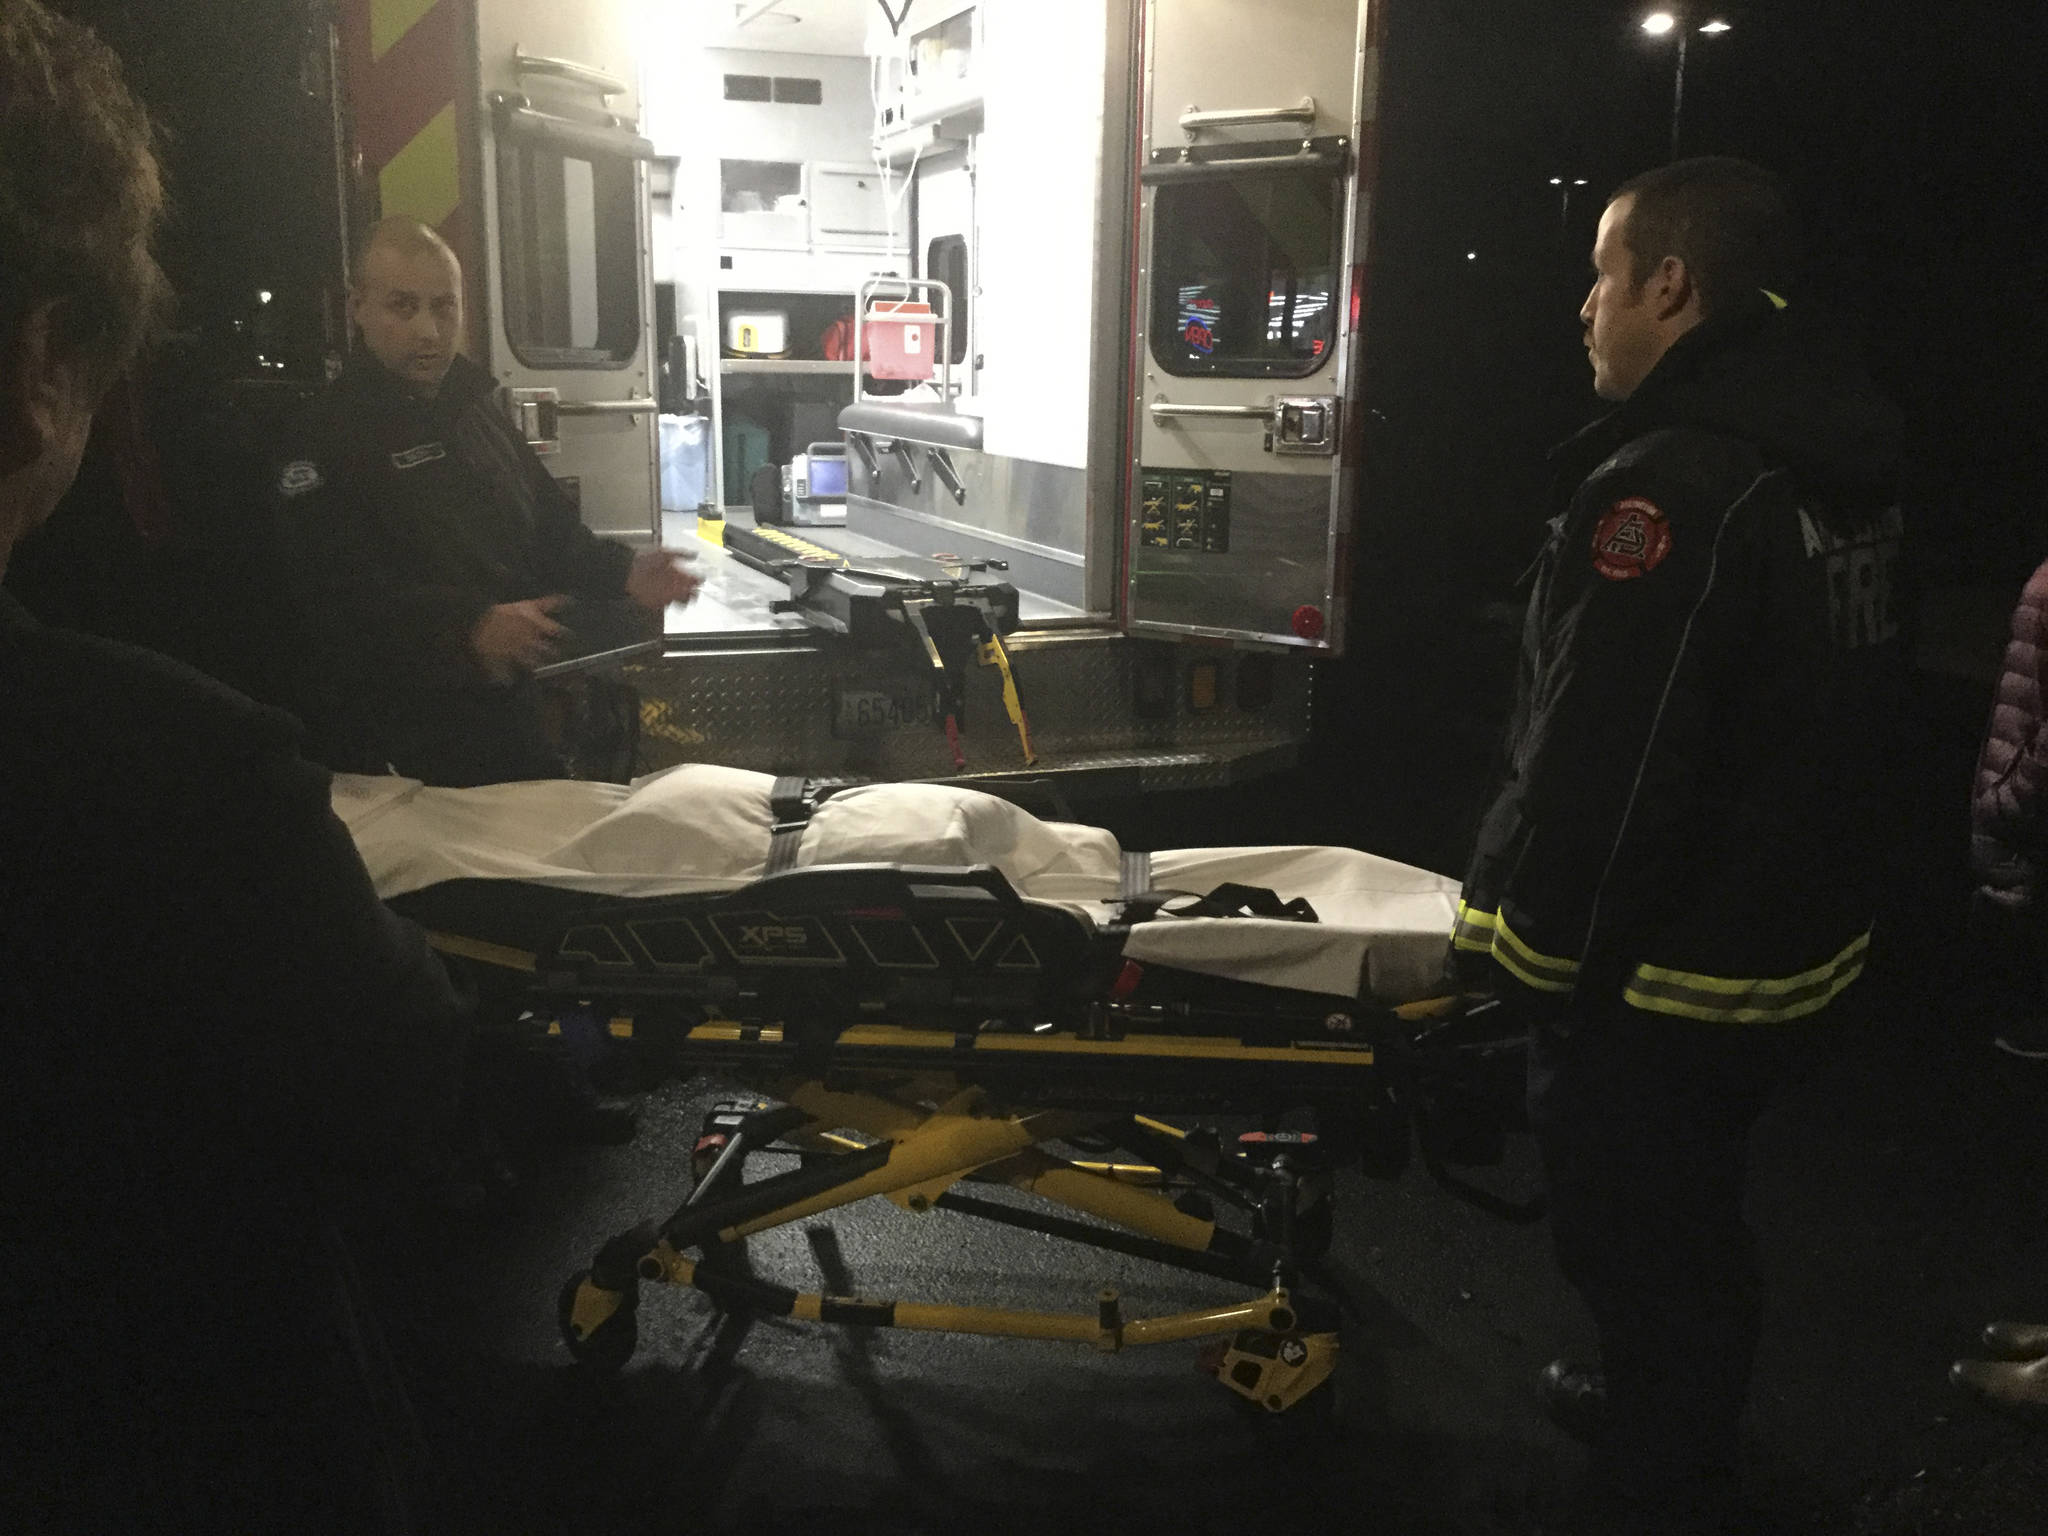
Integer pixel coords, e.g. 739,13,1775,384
1206,1310,1345,1432
557,1269,638,1372
1253,1190,1334,1266
1226,1367,1337,1428
1291,1194,1334,1266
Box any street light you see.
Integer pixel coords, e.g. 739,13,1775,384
1640,11,1731,161
1549,176,1590,237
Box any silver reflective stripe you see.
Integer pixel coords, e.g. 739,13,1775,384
1624,930,1871,1023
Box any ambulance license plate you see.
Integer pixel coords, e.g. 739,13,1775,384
833,685,933,736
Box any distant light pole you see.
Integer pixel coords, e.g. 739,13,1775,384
1549,176,1590,238
1641,11,1732,161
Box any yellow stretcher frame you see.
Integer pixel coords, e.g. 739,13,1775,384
431,915,1433,1412
560,1064,1355,1414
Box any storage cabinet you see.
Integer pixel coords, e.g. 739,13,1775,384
682,52,909,511
710,289,858,507
705,252,907,508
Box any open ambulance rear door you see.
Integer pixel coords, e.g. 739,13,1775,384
340,0,659,539
1125,0,1381,654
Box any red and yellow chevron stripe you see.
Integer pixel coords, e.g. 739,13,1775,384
337,0,480,344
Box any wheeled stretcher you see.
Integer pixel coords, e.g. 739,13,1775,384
335,766,1526,1414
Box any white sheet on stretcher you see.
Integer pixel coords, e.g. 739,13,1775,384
333,765,1461,1003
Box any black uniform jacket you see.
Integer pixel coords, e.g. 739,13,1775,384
275,352,635,785
1453,296,1906,1025
0,588,469,1523
0,586,467,1214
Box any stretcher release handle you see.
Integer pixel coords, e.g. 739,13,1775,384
979,635,1036,766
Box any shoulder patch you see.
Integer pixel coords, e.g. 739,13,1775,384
277,460,324,497
1591,497,1671,581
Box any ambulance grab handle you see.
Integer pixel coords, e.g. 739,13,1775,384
512,47,627,99
1179,97,1315,133
1148,399,1274,422
556,398,660,416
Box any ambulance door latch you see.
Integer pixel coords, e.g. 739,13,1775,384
1271,397,1339,457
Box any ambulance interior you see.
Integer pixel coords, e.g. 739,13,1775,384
595,0,1346,641
624,0,1106,637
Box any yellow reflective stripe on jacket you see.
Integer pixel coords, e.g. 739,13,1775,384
1452,902,1581,991
1450,900,1497,953
1623,930,1871,1024
1491,913,1581,994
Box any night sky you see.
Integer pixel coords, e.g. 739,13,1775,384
1366,0,2046,598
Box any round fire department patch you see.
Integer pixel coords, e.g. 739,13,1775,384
1591,497,1671,580
277,460,323,498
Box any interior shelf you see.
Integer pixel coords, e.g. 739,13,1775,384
719,358,857,374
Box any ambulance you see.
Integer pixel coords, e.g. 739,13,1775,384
329,0,1381,791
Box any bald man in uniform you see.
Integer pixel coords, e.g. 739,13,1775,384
277,217,698,786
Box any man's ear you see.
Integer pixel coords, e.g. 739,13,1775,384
1652,255,1696,323
0,300,65,480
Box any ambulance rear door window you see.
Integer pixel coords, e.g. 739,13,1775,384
1149,161,1340,379
497,140,641,369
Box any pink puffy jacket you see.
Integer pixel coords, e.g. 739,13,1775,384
1972,558,2048,908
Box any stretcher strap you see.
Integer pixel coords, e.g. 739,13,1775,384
766,774,810,875
1117,882,1320,926
1191,883,1320,922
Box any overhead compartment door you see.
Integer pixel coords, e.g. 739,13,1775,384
1128,0,1379,653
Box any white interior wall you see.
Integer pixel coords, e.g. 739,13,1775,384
703,50,878,167
642,35,893,326
971,0,1107,469
640,7,720,303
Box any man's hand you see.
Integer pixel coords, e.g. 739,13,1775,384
470,595,568,682
626,547,702,613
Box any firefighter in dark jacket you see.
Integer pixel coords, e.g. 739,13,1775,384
1451,159,1905,1532
277,217,698,787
